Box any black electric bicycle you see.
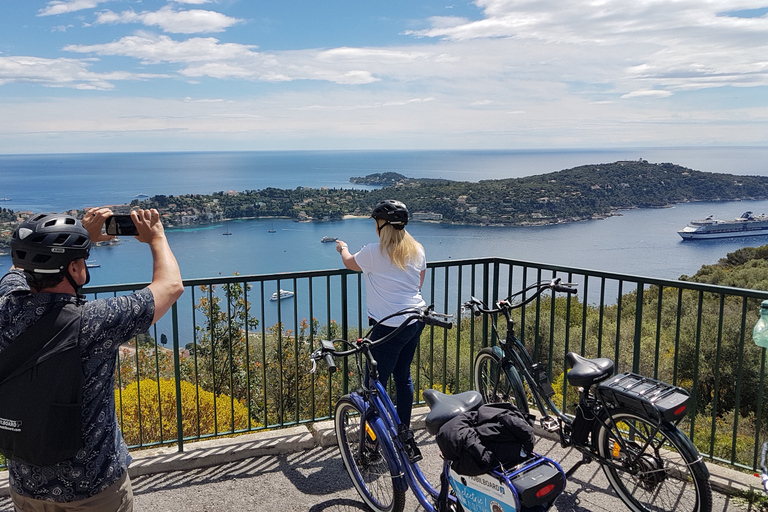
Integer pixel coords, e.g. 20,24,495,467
464,279,713,512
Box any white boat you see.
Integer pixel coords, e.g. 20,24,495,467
678,211,768,240
320,236,337,243
270,289,295,301
85,258,100,268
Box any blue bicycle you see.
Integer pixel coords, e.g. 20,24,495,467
310,306,565,512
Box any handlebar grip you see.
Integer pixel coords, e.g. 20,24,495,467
324,353,337,374
552,284,578,293
423,316,453,329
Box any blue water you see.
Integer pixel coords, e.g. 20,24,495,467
2,148,768,284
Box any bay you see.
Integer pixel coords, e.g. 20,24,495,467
2,148,768,285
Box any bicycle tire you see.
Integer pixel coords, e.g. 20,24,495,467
473,347,529,413
596,408,712,512
334,397,406,512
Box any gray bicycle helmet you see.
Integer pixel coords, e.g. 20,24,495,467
11,213,91,274
371,200,409,230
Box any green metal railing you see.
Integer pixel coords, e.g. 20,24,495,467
2,257,767,474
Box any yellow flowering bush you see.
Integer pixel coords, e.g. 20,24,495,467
118,378,251,447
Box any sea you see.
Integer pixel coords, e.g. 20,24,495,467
2,147,768,287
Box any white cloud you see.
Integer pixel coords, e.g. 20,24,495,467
621,90,674,99
64,34,381,84
403,0,768,96
38,0,108,16
94,6,242,34
0,55,165,90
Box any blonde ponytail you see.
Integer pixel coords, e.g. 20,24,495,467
376,219,423,270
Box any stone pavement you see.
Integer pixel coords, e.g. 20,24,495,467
0,407,765,511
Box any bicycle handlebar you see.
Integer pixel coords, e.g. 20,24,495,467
462,278,578,315
310,305,453,373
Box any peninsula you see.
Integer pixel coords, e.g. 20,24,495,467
2,160,768,252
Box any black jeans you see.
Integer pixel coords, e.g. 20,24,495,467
368,321,425,428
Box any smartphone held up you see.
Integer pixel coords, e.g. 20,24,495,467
104,215,138,236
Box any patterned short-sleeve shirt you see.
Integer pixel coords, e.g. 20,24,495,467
0,270,155,503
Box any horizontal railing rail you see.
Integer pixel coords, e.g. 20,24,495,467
2,257,767,475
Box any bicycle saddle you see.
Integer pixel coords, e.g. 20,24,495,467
565,352,614,388
423,388,483,435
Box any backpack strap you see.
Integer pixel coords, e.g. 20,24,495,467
0,302,83,385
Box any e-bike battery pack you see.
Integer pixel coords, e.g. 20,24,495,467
596,372,691,422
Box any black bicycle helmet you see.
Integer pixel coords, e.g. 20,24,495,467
11,213,91,274
371,199,409,230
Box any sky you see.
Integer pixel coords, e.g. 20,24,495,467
1,0,768,154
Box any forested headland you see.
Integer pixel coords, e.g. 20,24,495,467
3,160,768,253
131,160,768,228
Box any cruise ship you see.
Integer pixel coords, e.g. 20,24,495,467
678,211,768,240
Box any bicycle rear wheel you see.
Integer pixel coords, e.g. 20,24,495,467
474,347,529,413
335,397,406,512
596,408,712,512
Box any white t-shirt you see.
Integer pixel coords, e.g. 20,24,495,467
353,242,427,327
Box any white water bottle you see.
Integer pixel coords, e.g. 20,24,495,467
753,300,768,349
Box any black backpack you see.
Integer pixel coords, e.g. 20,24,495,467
436,402,536,476
0,302,85,466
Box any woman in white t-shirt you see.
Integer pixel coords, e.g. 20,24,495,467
336,199,426,427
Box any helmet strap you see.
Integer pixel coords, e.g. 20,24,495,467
64,260,89,297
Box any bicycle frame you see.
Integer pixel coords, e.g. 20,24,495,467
488,301,691,478
346,331,464,511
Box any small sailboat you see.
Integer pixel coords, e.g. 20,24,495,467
268,222,276,233
222,223,232,235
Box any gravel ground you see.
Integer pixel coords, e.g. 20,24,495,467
0,430,760,511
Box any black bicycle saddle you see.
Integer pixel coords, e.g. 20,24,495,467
565,352,614,388
423,388,483,435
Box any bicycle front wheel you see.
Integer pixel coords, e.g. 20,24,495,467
335,397,406,512
596,409,712,512
473,347,529,413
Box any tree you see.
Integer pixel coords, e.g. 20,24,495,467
187,278,259,401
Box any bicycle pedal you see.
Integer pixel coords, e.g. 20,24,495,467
405,440,423,463
398,425,423,463
540,417,560,432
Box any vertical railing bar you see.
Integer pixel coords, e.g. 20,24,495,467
226,283,235,433
548,269,556,381
754,348,767,470
689,290,704,444
244,282,252,431
654,286,663,380
597,278,606,358
443,266,449,392
429,266,436,390
208,284,217,435
260,281,268,427
172,303,184,452
730,297,748,464
153,322,163,442
276,278,284,426
294,277,300,424
562,272,573,412
632,282,644,374
581,275,589,355
614,280,624,371
673,288,683,386
308,277,317,420
709,294,725,457
191,285,201,440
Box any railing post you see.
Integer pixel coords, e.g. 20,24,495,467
632,282,644,374
172,302,184,453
